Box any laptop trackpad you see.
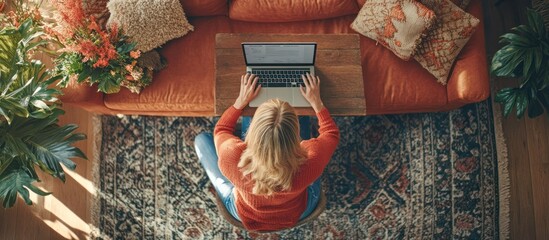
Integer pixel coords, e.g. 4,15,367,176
249,88,269,107
268,88,293,103
291,89,308,107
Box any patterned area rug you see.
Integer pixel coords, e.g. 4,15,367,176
93,100,505,239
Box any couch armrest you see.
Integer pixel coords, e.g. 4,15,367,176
446,0,490,105
59,79,109,113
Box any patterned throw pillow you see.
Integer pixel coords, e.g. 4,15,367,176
351,0,435,60
351,0,436,60
413,0,479,84
107,0,194,52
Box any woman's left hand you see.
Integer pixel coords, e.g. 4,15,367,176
233,73,261,110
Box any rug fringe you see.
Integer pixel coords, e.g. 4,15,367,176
491,88,511,240
88,114,108,240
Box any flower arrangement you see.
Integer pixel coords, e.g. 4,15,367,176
50,0,152,94
0,0,43,28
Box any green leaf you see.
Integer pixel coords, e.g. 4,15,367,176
539,91,549,112
533,49,543,72
0,170,51,208
44,74,63,85
500,33,532,47
522,49,534,78
491,45,524,77
17,19,33,36
31,100,49,110
515,90,528,118
77,65,92,82
528,98,544,118
117,42,136,54
496,88,518,117
97,76,122,94
2,111,87,182
527,8,546,36
0,155,14,177
0,97,30,119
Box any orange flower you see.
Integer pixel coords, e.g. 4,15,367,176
109,24,119,42
125,65,134,72
52,0,86,29
130,50,141,59
93,58,109,68
32,7,42,21
87,18,100,32
125,74,135,81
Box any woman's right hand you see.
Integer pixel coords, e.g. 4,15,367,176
300,73,324,113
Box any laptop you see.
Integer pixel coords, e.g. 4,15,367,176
242,42,317,107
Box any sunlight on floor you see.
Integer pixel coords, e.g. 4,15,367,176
30,188,90,239
63,165,97,197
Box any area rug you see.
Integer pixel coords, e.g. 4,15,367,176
91,100,508,239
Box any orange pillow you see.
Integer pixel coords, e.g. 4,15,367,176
229,0,360,22
351,0,436,60
179,0,228,17
413,0,479,84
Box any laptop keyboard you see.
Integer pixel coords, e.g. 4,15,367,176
249,68,311,87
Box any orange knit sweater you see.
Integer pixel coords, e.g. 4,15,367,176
214,106,340,231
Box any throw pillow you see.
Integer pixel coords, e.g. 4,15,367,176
107,0,194,52
351,0,436,60
413,0,479,84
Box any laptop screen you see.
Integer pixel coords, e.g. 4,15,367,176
242,43,316,66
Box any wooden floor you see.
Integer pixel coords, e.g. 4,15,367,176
0,106,96,239
1,0,548,239
484,0,549,239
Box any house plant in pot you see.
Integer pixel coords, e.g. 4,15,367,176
0,10,86,207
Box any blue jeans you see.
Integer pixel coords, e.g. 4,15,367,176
195,131,320,222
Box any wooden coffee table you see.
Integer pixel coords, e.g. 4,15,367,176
215,33,365,116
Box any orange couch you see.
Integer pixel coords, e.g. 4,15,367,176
61,0,489,116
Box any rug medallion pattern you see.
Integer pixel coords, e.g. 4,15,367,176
97,100,499,239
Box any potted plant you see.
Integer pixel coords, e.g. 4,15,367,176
0,15,86,208
491,5,549,118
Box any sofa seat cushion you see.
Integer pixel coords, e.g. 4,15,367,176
229,0,359,23
360,36,448,113
104,16,231,113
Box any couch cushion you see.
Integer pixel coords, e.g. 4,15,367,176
351,0,436,60
360,36,449,114
229,0,359,23
180,0,228,17
104,16,231,113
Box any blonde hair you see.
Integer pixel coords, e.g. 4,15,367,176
238,99,307,195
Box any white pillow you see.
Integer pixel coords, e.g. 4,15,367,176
107,0,194,52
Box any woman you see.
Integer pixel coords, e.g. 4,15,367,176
195,73,339,231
